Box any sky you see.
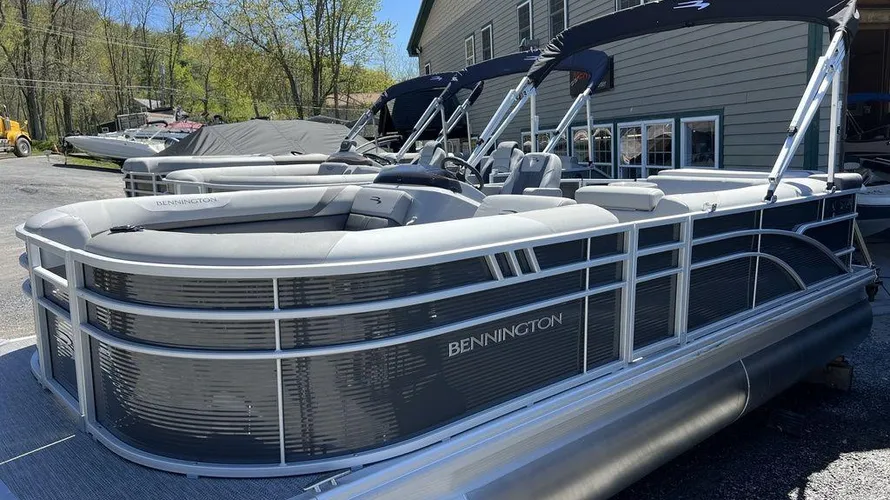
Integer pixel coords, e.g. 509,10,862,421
378,0,421,55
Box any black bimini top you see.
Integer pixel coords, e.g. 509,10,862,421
528,0,859,87
369,72,457,114
442,49,611,102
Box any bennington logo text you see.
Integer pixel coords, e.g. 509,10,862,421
448,314,563,357
155,197,220,207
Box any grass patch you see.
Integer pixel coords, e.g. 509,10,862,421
57,154,121,171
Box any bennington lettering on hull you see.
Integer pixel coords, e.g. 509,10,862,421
155,197,220,206
448,314,564,357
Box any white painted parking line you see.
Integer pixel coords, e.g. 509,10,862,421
0,435,75,467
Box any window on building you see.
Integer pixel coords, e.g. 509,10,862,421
618,120,673,179
481,24,493,61
465,35,476,67
681,116,720,168
571,124,612,166
518,0,532,46
550,0,567,37
521,130,568,156
424,62,431,75
616,0,657,12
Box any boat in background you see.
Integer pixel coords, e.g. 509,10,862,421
65,120,201,161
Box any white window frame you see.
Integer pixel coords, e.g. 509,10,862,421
550,0,568,37
517,0,533,46
423,62,431,75
617,118,675,179
465,35,476,67
481,24,493,61
615,0,651,12
680,115,721,169
571,123,614,167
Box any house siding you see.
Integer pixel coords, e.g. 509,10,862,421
414,0,835,172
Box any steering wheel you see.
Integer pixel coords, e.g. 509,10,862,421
442,157,485,191
362,151,396,166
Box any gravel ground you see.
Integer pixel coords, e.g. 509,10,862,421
1,157,888,499
0,155,122,341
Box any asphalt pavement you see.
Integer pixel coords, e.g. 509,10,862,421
0,155,888,500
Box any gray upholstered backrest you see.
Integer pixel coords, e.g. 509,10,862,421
345,187,416,230
489,142,523,176
501,153,563,195
417,141,446,168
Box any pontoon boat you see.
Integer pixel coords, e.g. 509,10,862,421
16,1,873,499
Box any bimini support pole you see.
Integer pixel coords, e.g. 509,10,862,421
396,97,443,159
827,68,843,190
765,29,847,201
434,82,484,145
440,106,449,151
543,85,593,154
466,78,534,166
530,93,539,153
346,109,373,141
586,95,593,163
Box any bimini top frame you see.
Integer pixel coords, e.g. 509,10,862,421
489,0,859,197
345,71,457,142
402,49,611,162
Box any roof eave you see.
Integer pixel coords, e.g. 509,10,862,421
407,0,435,57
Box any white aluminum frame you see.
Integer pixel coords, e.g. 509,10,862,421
679,115,721,169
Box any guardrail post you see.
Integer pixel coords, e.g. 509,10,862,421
676,220,693,345
273,278,287,466
620,229,637,364
66,253,95,428
26,241,53,382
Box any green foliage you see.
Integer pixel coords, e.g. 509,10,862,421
0,0,414,140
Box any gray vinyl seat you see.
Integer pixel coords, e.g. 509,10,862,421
417,141,447,169
481,142,524,182
345,187,416,230
474,194,577,217
500,152,563,196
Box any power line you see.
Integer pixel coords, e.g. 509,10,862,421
3,19,167,52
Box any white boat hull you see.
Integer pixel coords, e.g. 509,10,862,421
66,135,164,161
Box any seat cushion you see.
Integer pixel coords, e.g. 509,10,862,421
345,187,415,230
501,153,562,195
474,195,576,217
575,185,665,211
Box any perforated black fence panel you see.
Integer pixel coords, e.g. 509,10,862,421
688,258,755,332
755,259,803,305
87,304,277,350
804,220,853,253
638,224,681,249
280,300,584,461
42,278,69,311
692,236,757,264
279,272,584,348
693,212,759,239
91,339,281,464
278,258,492,308
634,276,677,349
46,309,77,399
534,240,589,270
759,235,844,285
586,290,621,368
85,266,275,310
761,201,820,231
637,251,679,276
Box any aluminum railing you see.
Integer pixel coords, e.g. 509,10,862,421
16,188,868,478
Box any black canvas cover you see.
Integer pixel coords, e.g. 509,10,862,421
157,120,368,156
528,0,859,87
377,89,464,142
369,72,457,114
442,49,611,100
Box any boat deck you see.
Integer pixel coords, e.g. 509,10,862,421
0,338,326,500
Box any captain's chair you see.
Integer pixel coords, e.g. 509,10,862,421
501,152,563,196
416,141,447,169
480,141,524,183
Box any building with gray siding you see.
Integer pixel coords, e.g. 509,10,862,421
408,0,890,178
